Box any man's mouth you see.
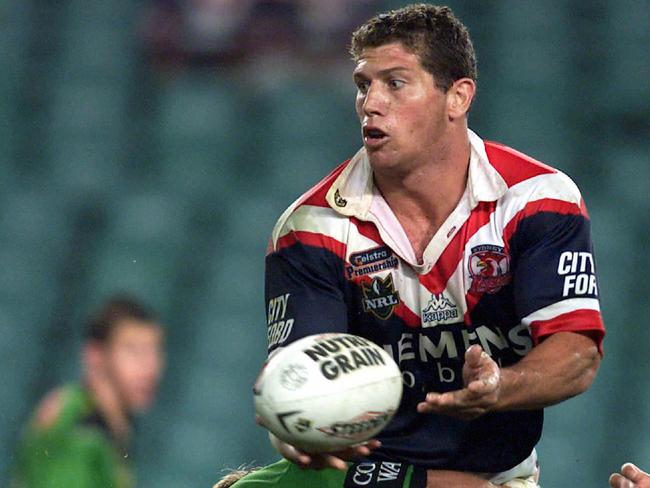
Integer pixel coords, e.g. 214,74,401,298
363,126,388,146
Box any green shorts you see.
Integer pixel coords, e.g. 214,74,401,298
230,459,426,488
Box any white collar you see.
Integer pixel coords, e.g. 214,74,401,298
325,129,508,218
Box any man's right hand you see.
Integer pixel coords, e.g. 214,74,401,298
256,414,380,471
610,463,650,488
270,433,381,471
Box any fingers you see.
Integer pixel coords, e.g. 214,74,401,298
609,463,650,488
416,390,484,419
261,419,380,471
622,463,650,482
467,365,500,395
416,354,500,419
418,391,459,411
306,454,347,471
294,440,381,471
609,473,635,488
288,449,313,468
363,439,382,451
418,389,475,412
464,344,484,368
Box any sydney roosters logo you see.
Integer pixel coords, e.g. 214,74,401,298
468,244,511,294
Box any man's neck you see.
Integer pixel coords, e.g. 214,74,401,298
372,129,471,262
84,376,131,445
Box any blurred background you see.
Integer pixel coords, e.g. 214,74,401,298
0,0,648,486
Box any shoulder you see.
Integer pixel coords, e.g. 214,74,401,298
31,386,70,431
30,384,92,434
269,160,351,253
486,140,585,212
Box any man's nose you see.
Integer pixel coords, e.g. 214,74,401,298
362,85,387,116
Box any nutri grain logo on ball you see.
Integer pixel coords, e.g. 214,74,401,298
253,333,402,453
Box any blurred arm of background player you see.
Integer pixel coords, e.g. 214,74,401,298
417,332,600,419
610,463,650,488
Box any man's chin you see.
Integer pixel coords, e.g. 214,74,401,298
126,394,156,413
366,150,400,171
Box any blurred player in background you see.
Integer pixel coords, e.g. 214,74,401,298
610,463,650,488
12,295,165,488
255,3,605,487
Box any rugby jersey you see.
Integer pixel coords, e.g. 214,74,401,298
264,129,605,473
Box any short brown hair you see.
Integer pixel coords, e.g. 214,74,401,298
85,295,158,343
350,4,477,91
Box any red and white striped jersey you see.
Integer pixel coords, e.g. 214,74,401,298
265,129,604,473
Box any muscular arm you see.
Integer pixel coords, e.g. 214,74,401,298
418,331,600,419
495,331,600,411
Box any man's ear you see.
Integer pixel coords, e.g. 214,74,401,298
447,78,476,120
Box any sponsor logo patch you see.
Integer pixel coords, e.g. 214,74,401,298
362,274,400,320
302,335,387,381
344,460,407,488
557,251,598,297
421,292,460,327
468,244,511,294
267,293,294,348
346,246,399,279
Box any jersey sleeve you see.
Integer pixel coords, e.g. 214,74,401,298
265,227,349,354
507,186,605,353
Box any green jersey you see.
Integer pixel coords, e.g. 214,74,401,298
229,459,423,488
229,460,346,487
13,384,132,488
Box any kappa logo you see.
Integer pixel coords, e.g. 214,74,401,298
468,244,512,294
362,274,400,320
421,292,460,327
346,246,399,279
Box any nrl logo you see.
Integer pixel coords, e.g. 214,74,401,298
421,292,460,327
362,274,400,320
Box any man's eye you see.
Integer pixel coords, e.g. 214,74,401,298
389,79,405,89
356,81,370,93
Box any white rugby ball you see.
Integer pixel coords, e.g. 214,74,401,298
254,333,402,453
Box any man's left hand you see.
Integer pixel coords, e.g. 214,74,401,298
417,345,500,420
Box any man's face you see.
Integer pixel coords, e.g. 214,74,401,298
353,42,450,172
102,320,165,413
